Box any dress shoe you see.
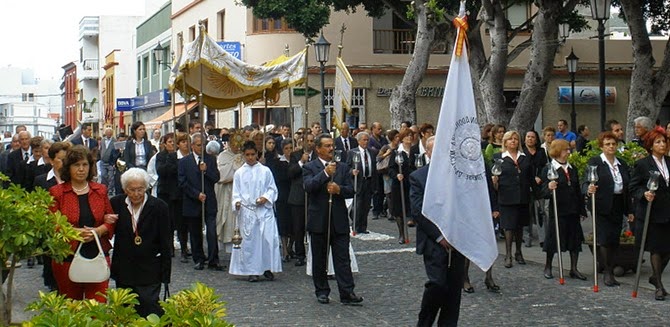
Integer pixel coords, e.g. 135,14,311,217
194,262,205,270
248,275,260,282
295,258,306,267
387,216,395,222
263,270,275,281
484,279,500,293
340,293,363,305
656,288,666,301
504,256,513,268
317,294,329,304
649,276,668,296
407,220,416,227
208,264,226,271
27,257,35,268
380,212,388,218
514,252,526,265
569,270,587,280
543,268,553,279
180,255,189,263
282,255,291,263
463,280,475,293
604,273,619,287
185,249,192,257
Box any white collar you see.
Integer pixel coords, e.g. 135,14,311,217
133,138,144,145
319,157,329,167
279,154,288,162
599,153,620,166
551,159,572,170
47,169,57,181
125,194,148,225
419,141,426,154
358,146,367,153
37,157,45,166
501,150,525,159
82,136,89,141
177,150,188,159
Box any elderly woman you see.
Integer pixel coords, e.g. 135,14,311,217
388,128,415,241
540,139,587,281
630,128,670,300
491,131,534,268
110,168,172,316
584,131,634,287
49,145,116,302
124,121,155,171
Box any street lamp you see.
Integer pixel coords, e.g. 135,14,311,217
314,31,331,133
559,23,570,43
566,48,579,133
590,0,611,131
152,42,167,67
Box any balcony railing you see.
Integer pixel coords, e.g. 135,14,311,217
373,29,447,54
79,59,99,80
79,16,99,39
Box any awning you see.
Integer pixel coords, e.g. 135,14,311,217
144,101,198,128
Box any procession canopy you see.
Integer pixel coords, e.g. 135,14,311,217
170,24,307,110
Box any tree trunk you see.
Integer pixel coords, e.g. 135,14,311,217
0,259,17,325
388,0,435,129
478,1,511,125
508,1,563,132
620,0,670,140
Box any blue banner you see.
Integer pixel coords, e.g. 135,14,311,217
116,98,134,112
217,41,242,60
132,89,171,111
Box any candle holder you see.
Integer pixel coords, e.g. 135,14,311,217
491,159,503,176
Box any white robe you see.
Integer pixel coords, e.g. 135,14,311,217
215,150,243,246
229,162,282,275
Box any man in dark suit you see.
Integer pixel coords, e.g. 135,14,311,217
335,122,358,162
110,168,172,317
409,136,465,327
347,131,375,234
99,128,115,194
275,124,292,155
368,122,388,219
178,133,223,271
71,123,98,151
410,123,434,171
303,134,362,305
6,131,32,188
287,133,316,266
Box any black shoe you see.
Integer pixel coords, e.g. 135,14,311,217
327,275,335,280
358,230,370,234
185,249,192,257
463,280,475,293
656,288,666,301
504,256,512,268
180,255,189,263
282,255,291,263
208,264,226,271
263,270,275,281
27,257,35,268
248,275,260,282
295,258,306,267
387,216,395,222
649,276,668,296
515,252,526,265
484,279,500,293
544,268,553,279
569,270,587,280
340,293,363,305
194,262,205,270
317,294,329,304
380,212,388,218
36,256,44,265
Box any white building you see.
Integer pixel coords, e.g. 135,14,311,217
0,66,60,137
78,15,142,131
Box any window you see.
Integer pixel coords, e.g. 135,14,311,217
202,19,208,34
152,52,158,75
142,56,149,78
189,26,196,41
177,32,184,56
325,88,366,128
252,16,295,33
217,10,225,40
506,3,530,29
21,93,35,102
137,59,141,81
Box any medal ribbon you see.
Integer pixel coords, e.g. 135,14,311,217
129,202,145,243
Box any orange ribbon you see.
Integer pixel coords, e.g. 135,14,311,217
453,16,469,57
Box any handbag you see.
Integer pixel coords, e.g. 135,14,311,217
376,155,390,174
68,229,110,283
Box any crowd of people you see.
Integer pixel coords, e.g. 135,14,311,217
2,115,670,323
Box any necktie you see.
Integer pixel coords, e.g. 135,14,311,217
85,139,89,148
24,152,29,162
344,138,349,151
363,150,368,177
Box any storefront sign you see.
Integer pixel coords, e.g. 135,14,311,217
217,41,242,61
558,86,617,105
116,98,134,112
377,86,445,98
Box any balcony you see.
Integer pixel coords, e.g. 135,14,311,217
79,16,99,39
373,29,447,54
81,102,100,123
79,59,99,80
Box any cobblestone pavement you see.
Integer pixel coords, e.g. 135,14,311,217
9,214,670,326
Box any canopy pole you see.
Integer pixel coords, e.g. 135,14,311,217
198,20,206,226
304,39,310,131
285,44,295,149
170,89,176,133
263,89,268,160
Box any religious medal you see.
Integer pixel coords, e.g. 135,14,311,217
134,235,143,245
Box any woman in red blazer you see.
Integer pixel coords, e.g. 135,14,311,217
49,145,117,302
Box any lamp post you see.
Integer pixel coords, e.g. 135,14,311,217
153,42,176,132
314,31,331,133
590,0,611,132
559,23,570,43
566,48,579,133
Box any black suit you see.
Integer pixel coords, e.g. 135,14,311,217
5,149,29,188
410,165,465,327
71,136,98,151
33,172,59,291
286,150,316,258
346,147,375,233
178,153,221,266
303,157,356,299
25,160,51,192
156,150,185,251
630,155,670,252
335,136,358,161
110,195,172,317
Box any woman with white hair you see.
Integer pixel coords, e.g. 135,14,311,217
110,168,172,317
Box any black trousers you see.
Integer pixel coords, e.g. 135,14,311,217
351,178,372,233
372,176,385,216
290,204,306,258
417,242,465,327
185,214,219,265
116,282,163,317
310,231,354,299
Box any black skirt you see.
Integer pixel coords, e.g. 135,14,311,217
499,204,530,230
390,180,410,218
636,221,670,253
542,213,584,253
595,194,625,247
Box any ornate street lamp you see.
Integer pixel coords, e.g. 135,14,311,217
152,42,167,66
590,0,611,131
566,48,579,133
314,31,331,133
559,23,570,43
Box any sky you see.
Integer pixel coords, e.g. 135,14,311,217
0,0,145,81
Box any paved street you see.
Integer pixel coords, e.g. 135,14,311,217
9,214,670,326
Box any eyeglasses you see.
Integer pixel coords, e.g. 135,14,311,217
126,187,146,194
296,132,303,135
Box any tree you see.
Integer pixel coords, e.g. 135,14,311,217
0,177,80,325
615,0,670,140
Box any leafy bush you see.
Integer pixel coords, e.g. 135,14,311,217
23,283,233,327
568,140,647,181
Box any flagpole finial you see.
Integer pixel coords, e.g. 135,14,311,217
338,23,347,58
284,44,290,56
459,0,466,17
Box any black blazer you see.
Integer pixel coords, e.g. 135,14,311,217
346,147,376,190
155,150,179,200
71,137,98,151
123,139,155,169
178,153,220,217
630,155,670,224
5,149,28,188
491,152,534,206
409,165,442,255
335,136,358,161
287,150,316,206
303,158,354,234
110,195,172,285
25,161,52,192
581,156,633,216
33,172,58,192
539,163,587,217
270,157,291,203
388,149,413,191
